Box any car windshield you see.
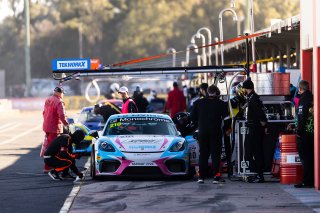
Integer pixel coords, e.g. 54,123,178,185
78,110,103,123
104,117,177,136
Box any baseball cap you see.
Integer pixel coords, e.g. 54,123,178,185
54,87,65,93
118,86,129,93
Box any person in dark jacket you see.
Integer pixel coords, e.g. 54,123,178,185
242,79,268,183
191,84,228,184
118,86,138,113
294,80,314,188
133,86,149,113
94,102,121,123
44,130,85,181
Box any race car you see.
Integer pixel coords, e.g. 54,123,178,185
77,106,105,130
90,113,195,178
69,123,95,154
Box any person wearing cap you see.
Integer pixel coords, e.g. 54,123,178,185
242,78,268,183
191,84,228,184
41,86,69,173
44,130,85,181
165,82,187,118
118,86,138,113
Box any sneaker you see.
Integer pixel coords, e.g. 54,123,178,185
197,178,204,184
60,172,75,179
73,175,85,183
247,175,265,183
48,170,62,181
212,176,225,184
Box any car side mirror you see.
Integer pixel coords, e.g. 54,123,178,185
67,118,75,124
177,131,182,136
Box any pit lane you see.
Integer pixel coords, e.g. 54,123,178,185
0,111,318,213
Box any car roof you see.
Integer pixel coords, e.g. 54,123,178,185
108,113,171,120
81,106,94,112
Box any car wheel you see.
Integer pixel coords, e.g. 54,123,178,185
90,145,97,180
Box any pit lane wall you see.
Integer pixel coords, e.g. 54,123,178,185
1,96,96,111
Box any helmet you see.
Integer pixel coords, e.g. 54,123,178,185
172,112,191,130
71,129,86,144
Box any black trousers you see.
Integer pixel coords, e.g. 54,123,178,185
198,131,222,179
297,133,314,185
223,134,232,168
244,125,265,175
44,156,78,174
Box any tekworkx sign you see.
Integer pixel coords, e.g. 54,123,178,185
52,58,91,71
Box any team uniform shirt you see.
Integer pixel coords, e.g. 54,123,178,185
190,96,228,133
122,98,138,113
297,90,313,136
246,91,267,127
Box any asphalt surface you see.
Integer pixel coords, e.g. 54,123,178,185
70,176,319,213
1,110,320,213
0,110,87,213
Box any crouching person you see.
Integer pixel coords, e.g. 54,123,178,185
43,130,85,181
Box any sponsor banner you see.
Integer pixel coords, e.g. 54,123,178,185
52,58,91,71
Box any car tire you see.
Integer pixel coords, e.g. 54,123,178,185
90,145,97,180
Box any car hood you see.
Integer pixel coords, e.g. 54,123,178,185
104,135,179,153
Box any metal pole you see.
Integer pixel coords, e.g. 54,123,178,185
24,0,31,97
250,0,256,71
219,8,238,65
197,27,212,66
245,34,250,77
186,44,199,66
215,37,219,65
191,34,207,66
166,48,176,67
79,24,83,58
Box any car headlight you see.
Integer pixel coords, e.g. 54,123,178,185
169,140,186,152
99,141,115,152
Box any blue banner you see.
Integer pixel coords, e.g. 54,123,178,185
52,58,91,71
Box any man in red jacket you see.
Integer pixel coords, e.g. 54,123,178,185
166,82,186,118
41,87,69,173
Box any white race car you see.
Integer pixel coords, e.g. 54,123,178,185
90,113,197,178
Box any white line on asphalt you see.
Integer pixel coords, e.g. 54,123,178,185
0,123,22,133
0,123,15,130
0,124,42,145
60,158,91,213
